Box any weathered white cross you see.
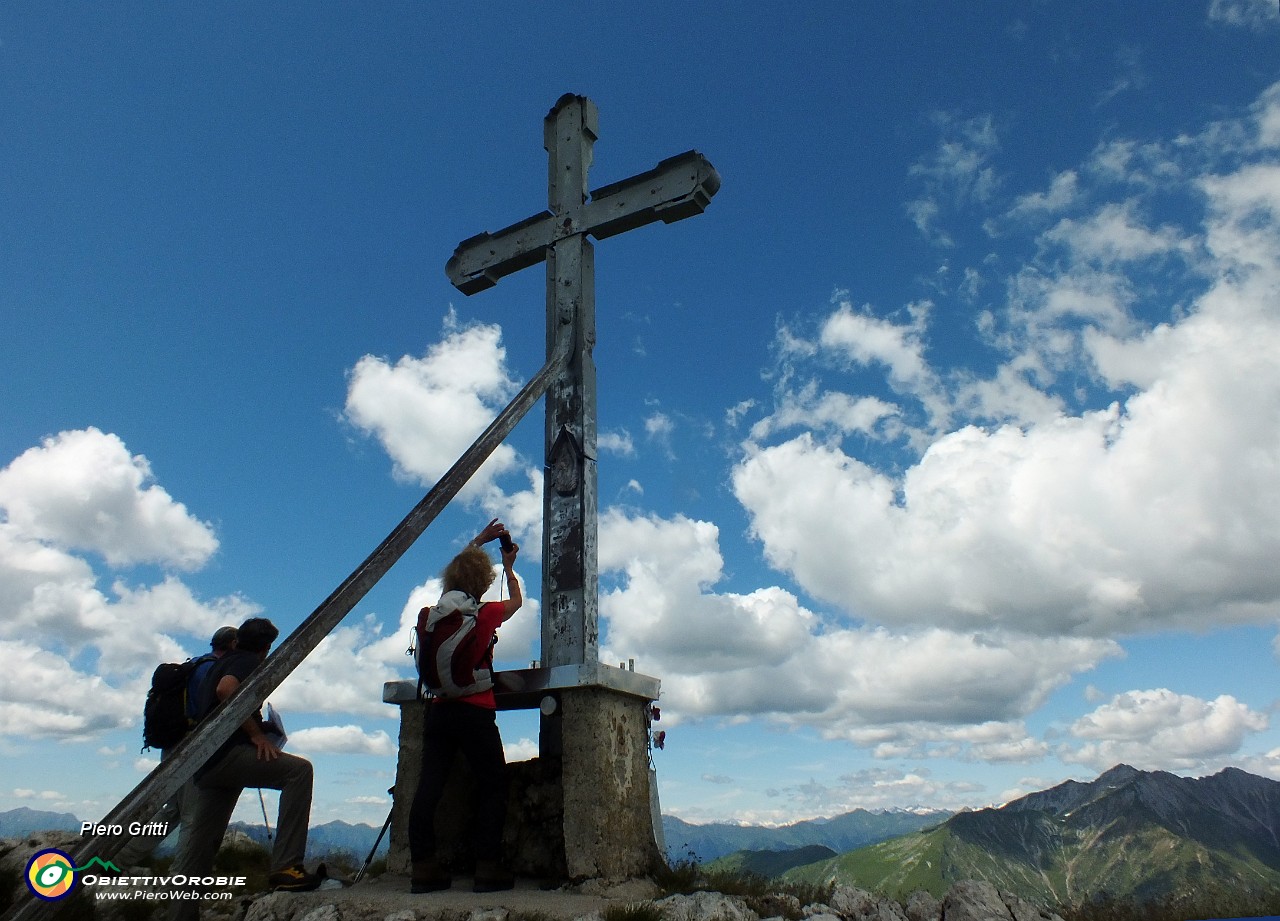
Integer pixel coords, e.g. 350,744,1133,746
447,94,719,672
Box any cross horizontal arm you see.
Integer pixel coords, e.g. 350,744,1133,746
446,210,557,296
581,150,720,241
445,150,720,296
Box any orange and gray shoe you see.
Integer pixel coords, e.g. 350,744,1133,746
268,864,322,892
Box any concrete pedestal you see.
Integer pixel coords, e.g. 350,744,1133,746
385,666,663,883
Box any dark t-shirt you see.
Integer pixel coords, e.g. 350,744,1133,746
195,649,265,765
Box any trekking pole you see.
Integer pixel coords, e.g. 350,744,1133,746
258,788,273,842
354,787,395,884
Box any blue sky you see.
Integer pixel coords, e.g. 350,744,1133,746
3,1,1280,832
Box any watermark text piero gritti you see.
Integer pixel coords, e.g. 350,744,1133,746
80,820,171,837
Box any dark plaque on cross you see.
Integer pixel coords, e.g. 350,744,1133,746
447,94,719,672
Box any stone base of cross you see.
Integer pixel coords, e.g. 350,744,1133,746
383,669,662,880
383,94,717,882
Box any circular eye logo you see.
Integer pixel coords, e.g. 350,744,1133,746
25,848,77,901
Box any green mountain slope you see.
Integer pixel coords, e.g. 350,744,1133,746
662,809,948,863
784,765,1280,907
709,845,838,878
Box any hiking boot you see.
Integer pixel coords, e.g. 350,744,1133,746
410,857,452,893
268,864,322,892
472,860,514,893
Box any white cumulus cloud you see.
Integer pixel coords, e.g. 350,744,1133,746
0,429,258,739
288,725,396,756
1062,688,1269,771
733,86,1280,644
598,508,1116,747
343,310,521,496
0,428,218,569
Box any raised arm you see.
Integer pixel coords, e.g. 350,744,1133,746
498,540,522,621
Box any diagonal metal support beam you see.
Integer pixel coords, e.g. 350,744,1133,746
0,334,572,921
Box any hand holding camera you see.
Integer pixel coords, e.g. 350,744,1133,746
475,517,518,561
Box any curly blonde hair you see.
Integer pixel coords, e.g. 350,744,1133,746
442,545,496,600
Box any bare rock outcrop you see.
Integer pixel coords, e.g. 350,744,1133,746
943,880,1065,921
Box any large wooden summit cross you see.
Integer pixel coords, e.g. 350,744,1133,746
447,94,720,673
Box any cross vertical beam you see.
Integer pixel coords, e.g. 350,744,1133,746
543,95,599,669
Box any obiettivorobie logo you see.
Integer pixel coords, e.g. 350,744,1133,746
24,850,118,901
24,846,246,905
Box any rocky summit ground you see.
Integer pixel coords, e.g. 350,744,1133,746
237,874,643,921
2,830,1063,921
197,874,1062,921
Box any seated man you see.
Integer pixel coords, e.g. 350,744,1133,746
172,617,319,895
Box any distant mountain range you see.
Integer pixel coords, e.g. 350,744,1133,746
784,764,1280,906
0,806,81,838
4,802,944,866
0,807,388,861
661,808,949,863
226,819,389,861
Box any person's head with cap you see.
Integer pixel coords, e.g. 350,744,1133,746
211,626,238,656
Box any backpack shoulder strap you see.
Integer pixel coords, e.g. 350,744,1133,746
193,652,240,721
186,653,220,718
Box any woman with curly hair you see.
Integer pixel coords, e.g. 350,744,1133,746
409,518,522,894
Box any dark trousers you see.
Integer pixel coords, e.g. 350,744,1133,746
408,700,507,863
168,745,312,921
174,745,313,875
